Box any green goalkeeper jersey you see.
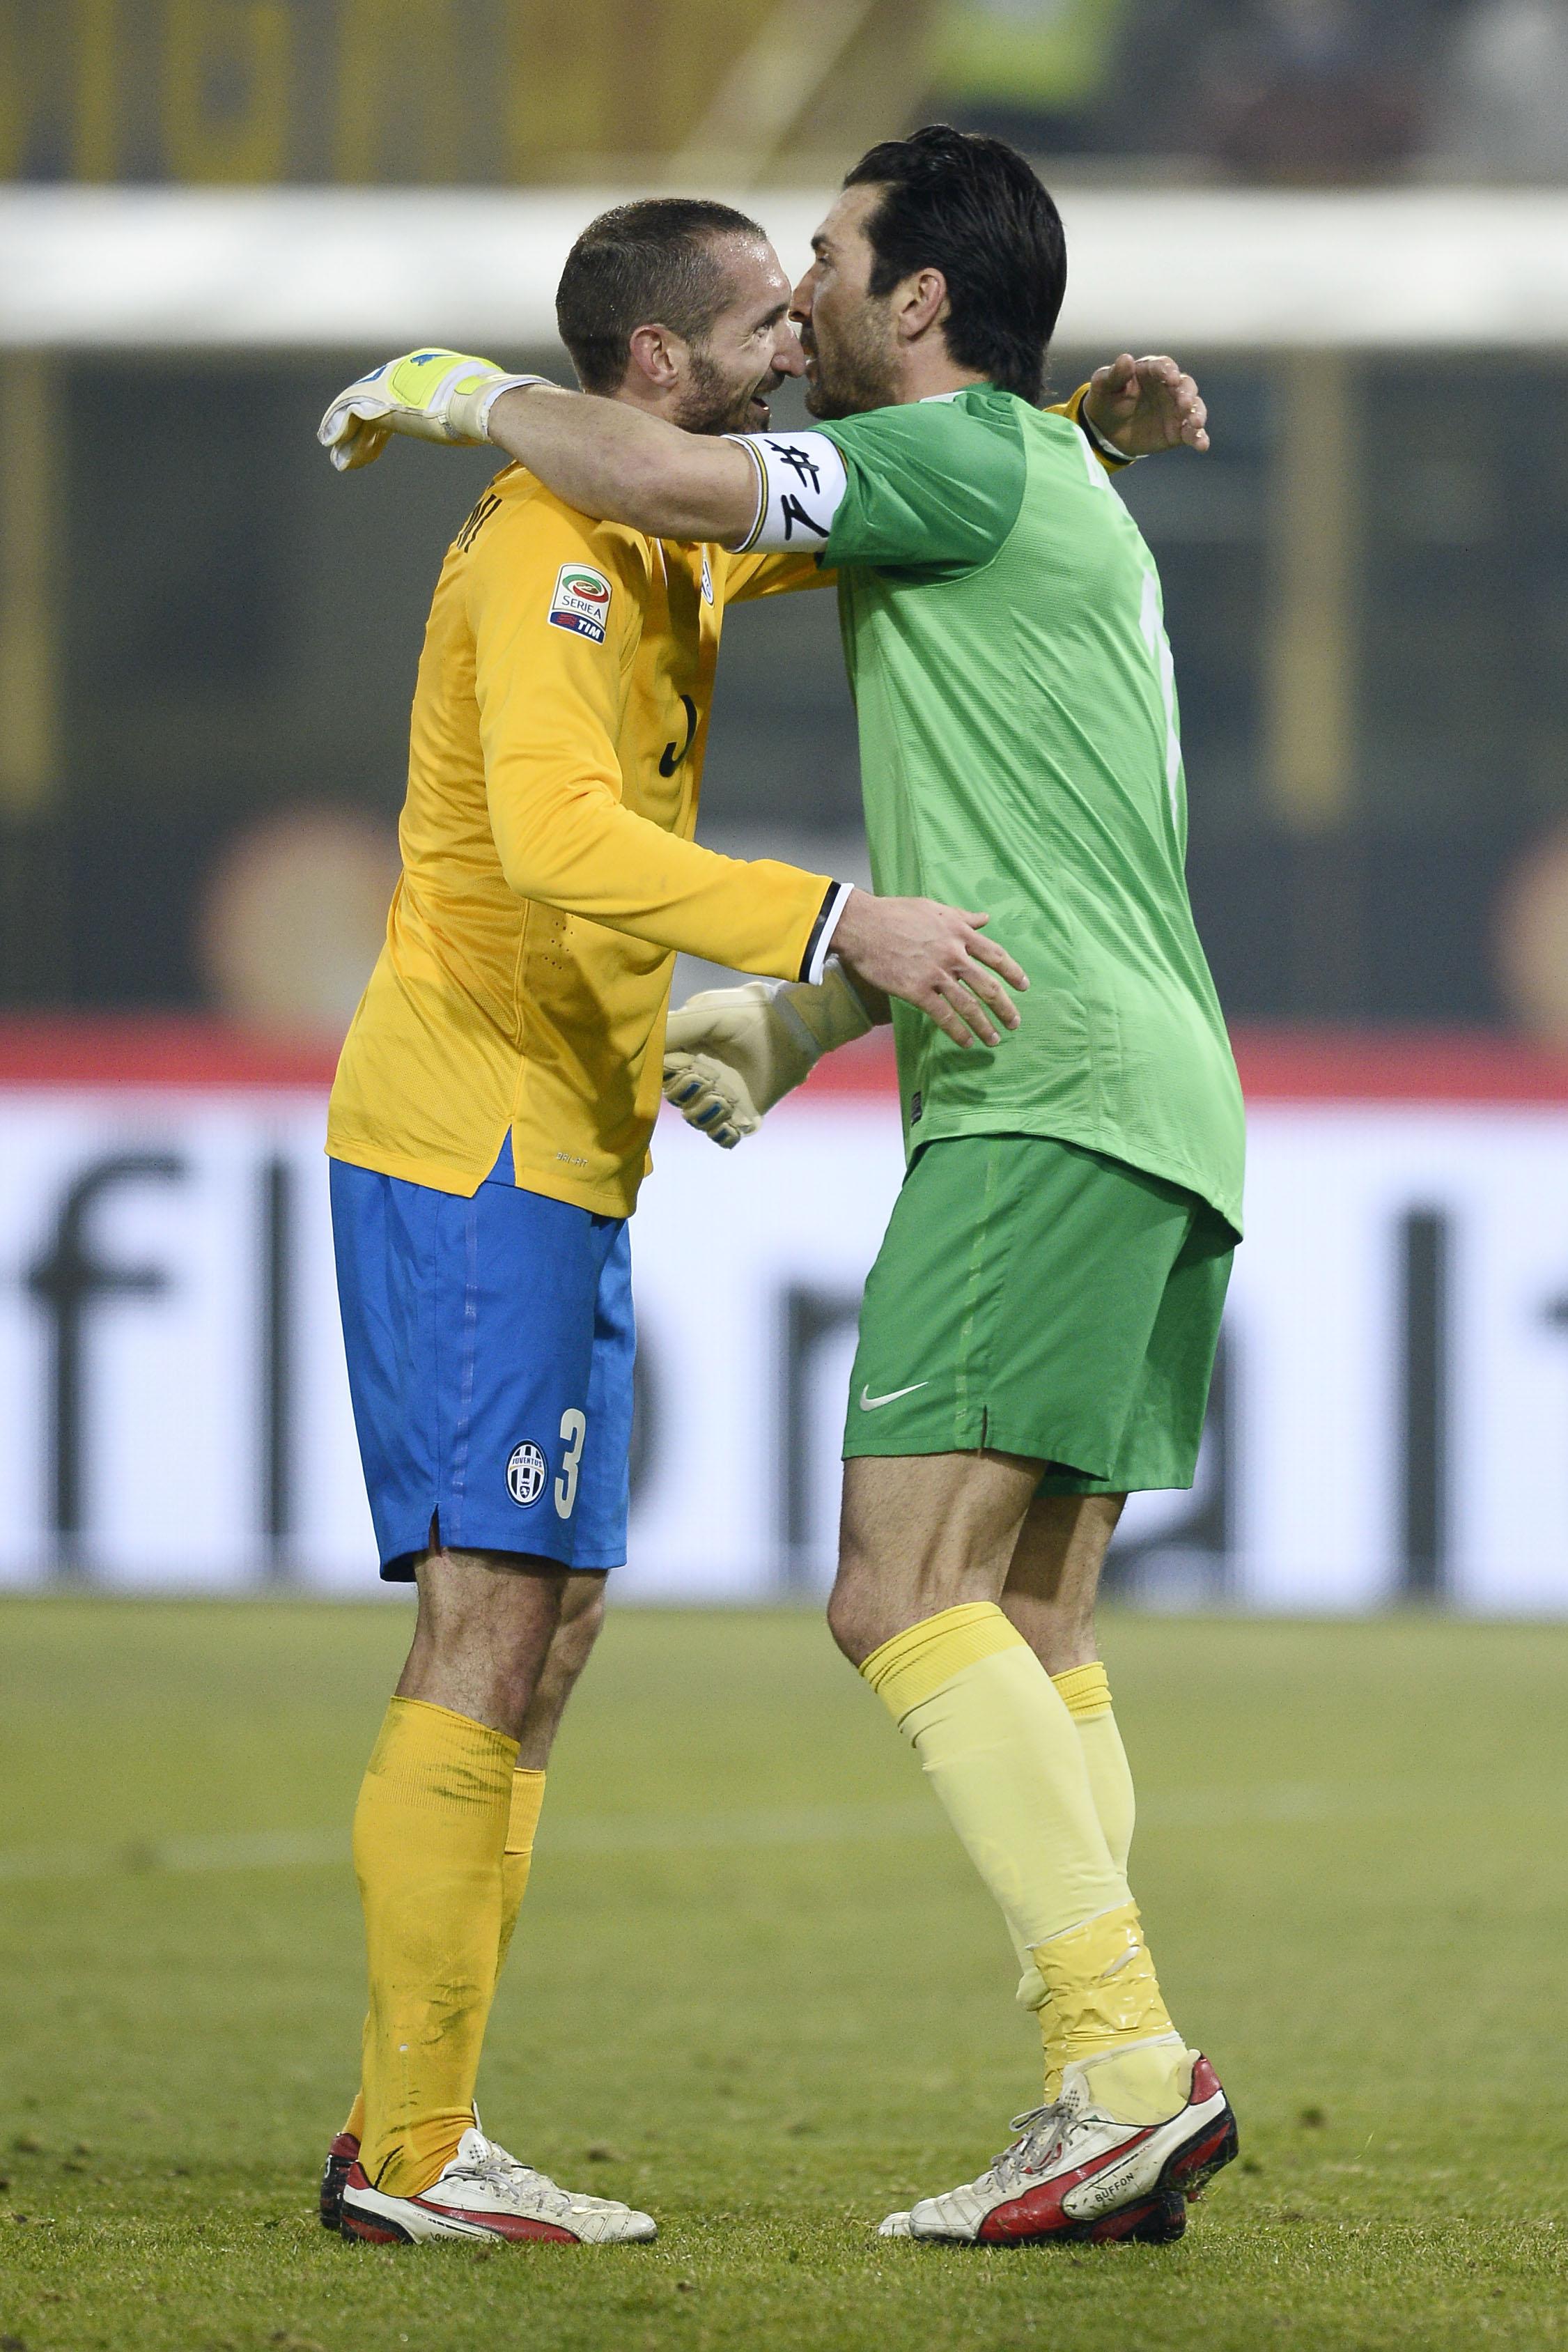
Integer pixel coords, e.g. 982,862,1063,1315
735,387,1245,1235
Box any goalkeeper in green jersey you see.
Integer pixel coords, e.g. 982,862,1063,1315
329,128,1242,2245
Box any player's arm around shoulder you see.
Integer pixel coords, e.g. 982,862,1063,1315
733,396,1027,573
481,386,761,546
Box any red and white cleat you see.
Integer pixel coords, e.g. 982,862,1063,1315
320,2129,360,2231
878,2048,1236,2246
339,2126,657,2246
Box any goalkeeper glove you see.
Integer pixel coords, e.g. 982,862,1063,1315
317,349,552,473
662,959,878,1149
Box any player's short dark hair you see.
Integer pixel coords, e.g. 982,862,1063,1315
842,125,1066,406
556,197,769,395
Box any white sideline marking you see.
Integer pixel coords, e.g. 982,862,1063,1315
0,1777,1558,1886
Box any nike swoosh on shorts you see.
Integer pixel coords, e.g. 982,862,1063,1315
859,1382,929,1411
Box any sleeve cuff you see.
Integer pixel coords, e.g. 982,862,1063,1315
1074,388,1138,469
800,881,853,985
472,373,559,436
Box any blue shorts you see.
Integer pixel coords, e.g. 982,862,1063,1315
329,1147,634,1579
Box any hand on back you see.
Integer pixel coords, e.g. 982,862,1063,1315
832,890,1027,1050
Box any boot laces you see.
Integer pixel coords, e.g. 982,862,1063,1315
998,2101,1068,2179
457,2132,573,2218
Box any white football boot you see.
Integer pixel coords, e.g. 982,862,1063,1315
340,2125,656,2246
879,2043,1236,2246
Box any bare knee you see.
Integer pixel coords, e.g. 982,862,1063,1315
826,1486,907,1665
400,1549,568,1740
414,1554,563,1657
830,1450,1043,1669
826,1564,883,1668
828,1477,894,1664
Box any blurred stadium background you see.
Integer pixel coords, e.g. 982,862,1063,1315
4,0,1568,1606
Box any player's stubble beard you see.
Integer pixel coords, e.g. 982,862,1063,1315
800,300,899,421
670,348,788,437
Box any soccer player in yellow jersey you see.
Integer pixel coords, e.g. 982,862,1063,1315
315,199,1030,2249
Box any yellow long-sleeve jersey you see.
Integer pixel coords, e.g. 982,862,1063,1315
327,464,834,1216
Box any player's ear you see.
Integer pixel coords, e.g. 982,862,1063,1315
626,322,687,394
896,268,949,348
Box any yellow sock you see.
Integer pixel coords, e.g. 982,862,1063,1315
860,1602,1128,1950
495,1765,547,1974
1030,1900,1185,2119
352,1697,518,2197
991,1669,1176,2109
1010,1663,1138,2017
1052,1663,1135,1873
341,1765,545,2147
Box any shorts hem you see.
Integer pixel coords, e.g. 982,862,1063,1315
841,1402,984,1460
843,1409,1116,1478
375,1526,582,1577
1036,1467,1197,1495
982,1413,1200,1492
979,1418,1111,1480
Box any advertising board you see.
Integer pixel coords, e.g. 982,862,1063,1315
3,1024,1567,1610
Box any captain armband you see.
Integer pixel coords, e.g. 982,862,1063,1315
724,431,848,553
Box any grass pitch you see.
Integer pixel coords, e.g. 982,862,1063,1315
1,1600,1565,2352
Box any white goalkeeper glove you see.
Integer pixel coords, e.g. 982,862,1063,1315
317,348,553,473
662,959,879,1149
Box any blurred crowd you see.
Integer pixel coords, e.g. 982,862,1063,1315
927,0,1568,181
4,0,1565,189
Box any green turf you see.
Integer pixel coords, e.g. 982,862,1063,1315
1,1600,1566,2351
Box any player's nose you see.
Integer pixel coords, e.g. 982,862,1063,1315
771,325,807,378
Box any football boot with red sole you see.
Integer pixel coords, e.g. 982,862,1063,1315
339,2126,655,2245
880,2052,1236,2245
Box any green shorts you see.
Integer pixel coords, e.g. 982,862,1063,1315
843,1134,1234,1493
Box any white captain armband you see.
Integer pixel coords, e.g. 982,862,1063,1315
725,431,848,553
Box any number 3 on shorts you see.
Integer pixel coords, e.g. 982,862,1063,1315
555,1408,587,1519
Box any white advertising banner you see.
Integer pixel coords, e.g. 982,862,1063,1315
2,1051,1568,1611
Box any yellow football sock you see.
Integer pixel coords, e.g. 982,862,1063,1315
860,1602,1128,1951
341,1765,545,2147
1010,1663,1138,2017
352,1697,518,2197
495,1765,547,1974
1052,1663,1135,1873
1030,1899,1184,2118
